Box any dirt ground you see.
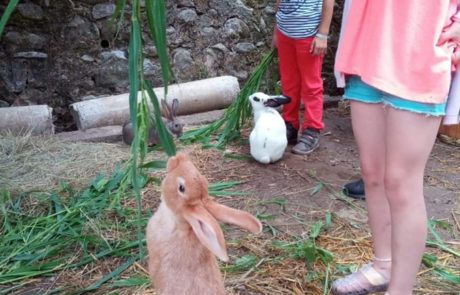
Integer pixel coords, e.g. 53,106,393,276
193,107,460,236
2,107,459,294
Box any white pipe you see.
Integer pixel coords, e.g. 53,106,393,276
0,105,54,135
70,76,240,130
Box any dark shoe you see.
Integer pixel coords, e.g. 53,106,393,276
343,179,365,200
285,122,298,144
292,128,320,155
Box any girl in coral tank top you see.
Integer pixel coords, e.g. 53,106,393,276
332,1,460,294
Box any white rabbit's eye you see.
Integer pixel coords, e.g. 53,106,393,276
253,97,260,102
178,184,185,193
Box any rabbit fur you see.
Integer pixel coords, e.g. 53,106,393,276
248,92,291,164
122,98,183,146
146,153,262,295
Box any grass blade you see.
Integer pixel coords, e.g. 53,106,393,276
143,80,176,156
145,0,173,89
0,0,19,39
77,257,137,294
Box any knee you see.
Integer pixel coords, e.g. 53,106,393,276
360,162,384,190
384,168,423,208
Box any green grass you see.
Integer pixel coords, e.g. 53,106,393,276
0,175,252,293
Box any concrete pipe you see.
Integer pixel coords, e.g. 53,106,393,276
70,76,240,130
0,105,54,135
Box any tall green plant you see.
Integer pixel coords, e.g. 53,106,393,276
121,0,176,258
181,50,276,147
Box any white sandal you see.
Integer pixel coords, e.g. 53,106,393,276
331,261,390,295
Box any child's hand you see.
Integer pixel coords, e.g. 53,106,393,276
272,30,278,48
310,37,327,56
438,21,460,45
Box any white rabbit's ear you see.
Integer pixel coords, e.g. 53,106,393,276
264,95,291,108
161,99,172,119
183,205,229,262
206,200,262,234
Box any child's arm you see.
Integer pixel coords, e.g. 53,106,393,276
272,0,281,48
443,71,460,125
311,0,335,56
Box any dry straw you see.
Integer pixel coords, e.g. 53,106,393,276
0,132,130,192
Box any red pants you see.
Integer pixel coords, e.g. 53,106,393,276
277,29,324,131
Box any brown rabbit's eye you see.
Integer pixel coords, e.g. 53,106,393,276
178,184,185,193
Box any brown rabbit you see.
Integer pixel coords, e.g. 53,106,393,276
122,98,183,146
146,152,262,295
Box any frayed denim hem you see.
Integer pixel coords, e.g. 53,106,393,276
343,96,446,117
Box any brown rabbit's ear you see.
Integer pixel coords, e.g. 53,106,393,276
183,205,229,261
166,156,179,172
161,99,172,119
166,152,189,172
206,201,263,234
171,98,179,118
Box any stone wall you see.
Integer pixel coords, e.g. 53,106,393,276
0,0,343,131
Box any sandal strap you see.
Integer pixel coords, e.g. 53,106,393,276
374,257,392,262
360,264,388,286
298,130,319,147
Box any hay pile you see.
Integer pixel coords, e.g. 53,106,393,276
0,132,130,192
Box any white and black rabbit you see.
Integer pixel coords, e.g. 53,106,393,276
248,92,291,164
122,98,183,146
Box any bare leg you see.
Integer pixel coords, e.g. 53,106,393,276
351,101,392,263
332,101,392,293
384,108,441,294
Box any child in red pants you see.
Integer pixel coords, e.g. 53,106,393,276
273,0,334,154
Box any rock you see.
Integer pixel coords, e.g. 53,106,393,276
211,43,229,52
92,3,116,19
14,52,48,59
264,5,276,15
209,0,253,20
100,50,127,62
231,70,248,80
172,48,194,80
11,61,28,92
4,31,48,49
95,58,129,88
200,27,217,41
204,48,219,76
17,3,44,20
223,18,250,39
64,16,100,46
256,41,265,47
78,0,109,3
143,59,159,76
81,55,95,62
166,26,176,35
0,100,9,108
208,9,218,17
235,42,256,53
177,8,198,23
144,45,158,57
177,0,195,8
259,16,267,32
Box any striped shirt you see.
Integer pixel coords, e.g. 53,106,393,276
276,0,323,39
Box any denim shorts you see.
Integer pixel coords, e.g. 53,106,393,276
343,76,446,116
